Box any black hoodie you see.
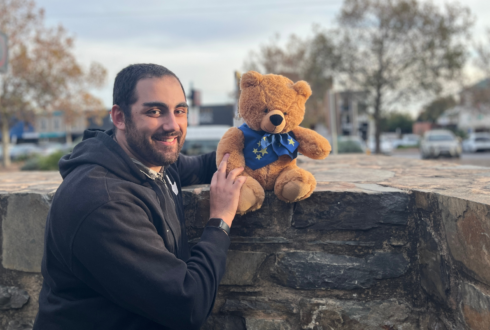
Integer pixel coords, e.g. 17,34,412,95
33,129,227,330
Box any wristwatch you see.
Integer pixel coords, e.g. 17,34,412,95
206,218,230,236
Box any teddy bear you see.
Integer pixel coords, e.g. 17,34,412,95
216,71,331,215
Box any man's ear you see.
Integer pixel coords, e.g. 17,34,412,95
111,105,126,131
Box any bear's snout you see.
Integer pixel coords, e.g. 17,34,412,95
270,114,284,126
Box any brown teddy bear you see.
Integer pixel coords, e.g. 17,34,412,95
216,71,331,215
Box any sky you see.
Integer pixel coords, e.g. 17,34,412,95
35,0,490,115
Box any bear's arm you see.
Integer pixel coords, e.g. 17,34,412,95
216,127,246,173
292,126,331,159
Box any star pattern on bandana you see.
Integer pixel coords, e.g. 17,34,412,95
253,143,268,160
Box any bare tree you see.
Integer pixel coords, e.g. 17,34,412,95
244,31,340,127
0,0,107,166
335,0,473,153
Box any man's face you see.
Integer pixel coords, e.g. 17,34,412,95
124,76,188,167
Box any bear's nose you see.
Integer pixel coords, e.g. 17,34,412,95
269,114,284,126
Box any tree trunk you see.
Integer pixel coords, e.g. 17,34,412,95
2,119,10,168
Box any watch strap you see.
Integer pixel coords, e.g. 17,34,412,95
206,218,230,235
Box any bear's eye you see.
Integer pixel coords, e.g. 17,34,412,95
284,112,288,115
264,108,269,113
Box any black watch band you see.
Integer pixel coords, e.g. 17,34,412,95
206,218,230,236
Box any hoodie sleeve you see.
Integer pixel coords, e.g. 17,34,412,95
177,152,217,186
71,199,229,330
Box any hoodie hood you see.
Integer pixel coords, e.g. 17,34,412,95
59,129,147,183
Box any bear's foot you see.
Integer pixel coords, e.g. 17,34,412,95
281,181,311,202
237,177,265,215
275,167,316,203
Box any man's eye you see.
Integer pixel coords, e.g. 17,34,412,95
176,109,187,114
148,109,161,116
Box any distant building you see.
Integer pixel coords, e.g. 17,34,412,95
198,104,234,126
413,122,433,136
437,78,490,133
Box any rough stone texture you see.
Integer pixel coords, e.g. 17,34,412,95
2,155,490,329
201,315,246,330
273,251,409,290
292,190,410,230
461,283,490,330
299,298,417,330
0,285,29,310
245,318,291,330
7,320,33,330
2,194,51,272
220,250,267,285
437,195,490,287
220,297,298,315
418,221,450,303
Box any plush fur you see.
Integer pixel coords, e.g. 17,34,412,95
217,71,331,214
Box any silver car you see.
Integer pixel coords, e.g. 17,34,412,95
420,130,461,159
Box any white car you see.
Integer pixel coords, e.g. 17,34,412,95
462,133,490,153
181,125,231,156
368,136,394,154
420,130,461,159
392,134,420,148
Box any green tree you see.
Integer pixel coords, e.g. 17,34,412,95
417,96,456,123
335,0,473,153
380,111,414,133
0,0,107,167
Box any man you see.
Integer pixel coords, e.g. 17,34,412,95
33,64,245,330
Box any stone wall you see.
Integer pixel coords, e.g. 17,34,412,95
1,156,490,329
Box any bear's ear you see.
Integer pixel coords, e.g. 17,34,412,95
241,71,263,89
293,81,312,99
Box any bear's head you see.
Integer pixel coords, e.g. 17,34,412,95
239,71,312,134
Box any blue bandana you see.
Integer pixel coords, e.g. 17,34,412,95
238,123,298,170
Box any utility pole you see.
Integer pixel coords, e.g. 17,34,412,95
0,31,9,167
325,89,338,155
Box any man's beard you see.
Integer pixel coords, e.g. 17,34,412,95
125,121,184,167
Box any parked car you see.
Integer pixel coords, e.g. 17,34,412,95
392,134,420,148
181,125,231,156
368,136,394,154
462,133,490,153
420,130,461,159
9,143,42,160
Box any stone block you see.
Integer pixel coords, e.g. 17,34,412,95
292,190,409,231
0,286,29,310
418,222,449,302
273,251,409,290
201,315,246,330
7,320,33,330
245,318,291,330
221,297,297,314
220,250,267,285
461,283,490,330
299,298,417,330
2,194,51,272
231,192,294,236
438,195,490,286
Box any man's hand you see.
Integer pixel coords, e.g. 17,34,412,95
209,153,247,227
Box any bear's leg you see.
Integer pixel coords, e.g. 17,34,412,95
274,166,316,203
237,176,265,215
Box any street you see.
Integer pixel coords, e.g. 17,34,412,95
391,148,490,167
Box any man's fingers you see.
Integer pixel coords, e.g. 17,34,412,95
210,171,218,187
234,176,247,189
217,153,230,180
227,167,244,183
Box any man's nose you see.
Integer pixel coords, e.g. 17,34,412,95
162,112,180,132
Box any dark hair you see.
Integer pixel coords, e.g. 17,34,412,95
113,63,186,122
